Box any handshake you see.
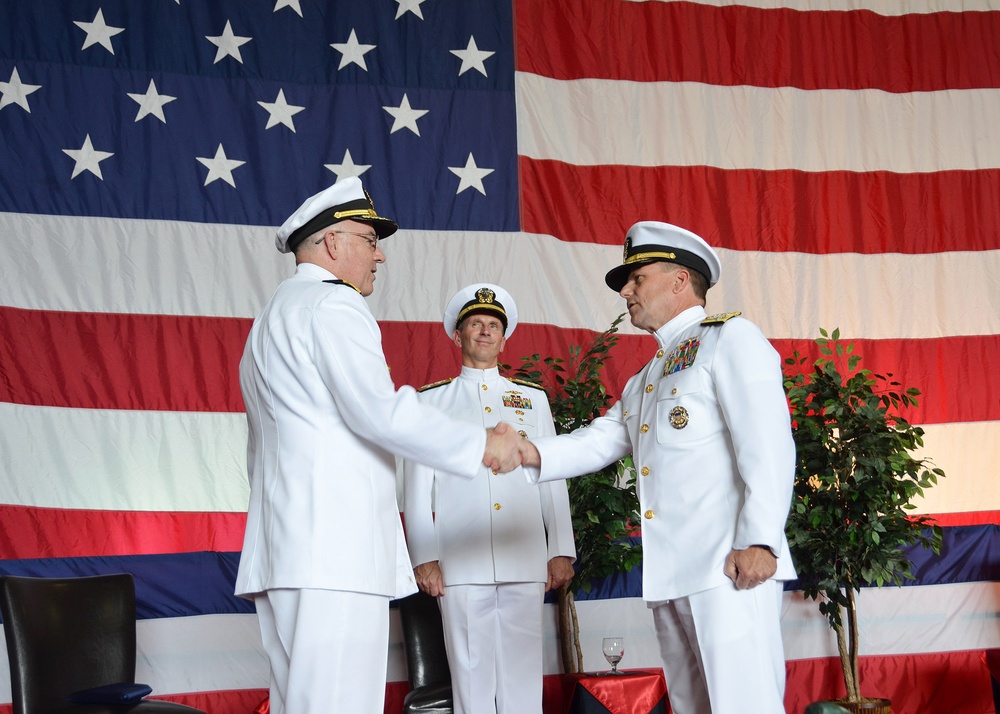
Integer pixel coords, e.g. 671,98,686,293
482,422,541,474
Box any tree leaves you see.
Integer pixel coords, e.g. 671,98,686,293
505,314,642,594
783,328,945,692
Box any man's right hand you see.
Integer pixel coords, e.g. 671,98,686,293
483,421,523,473
414,561,445,597
519,437,541,468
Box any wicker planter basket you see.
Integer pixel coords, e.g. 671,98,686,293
833,698,892,714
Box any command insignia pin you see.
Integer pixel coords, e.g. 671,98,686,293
669,406,689,429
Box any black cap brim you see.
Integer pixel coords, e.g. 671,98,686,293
605,249,712,293
605,258,662,292
287,202,398,251
356,216,398,240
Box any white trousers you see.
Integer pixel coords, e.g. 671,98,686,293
650,581,786,714
254,588,390,714
438,582,545,714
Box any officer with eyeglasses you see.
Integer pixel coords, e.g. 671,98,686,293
235,177,525,714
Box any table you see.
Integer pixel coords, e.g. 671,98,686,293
562,668,669,714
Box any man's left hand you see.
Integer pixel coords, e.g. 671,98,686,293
546,556,575,592
414,561,446,597
724,545,777,590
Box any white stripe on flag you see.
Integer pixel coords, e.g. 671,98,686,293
781,582,1000,659
3,586,992,703
909,421,1000,513
0,613,266,702
515,73,1000,172
0,212,288,318
0,402,249,512
0,400,994,514
4,213,999,340
574,583,1000,671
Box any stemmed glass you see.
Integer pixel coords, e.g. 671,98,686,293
602,636,624,675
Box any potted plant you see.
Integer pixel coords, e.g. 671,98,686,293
507,315,643,672
783,328,945,712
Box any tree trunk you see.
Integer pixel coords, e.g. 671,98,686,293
834,618,853,701
833,588,861,702
846,586,861,699
557,585,583,673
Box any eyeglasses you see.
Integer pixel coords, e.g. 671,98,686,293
316,230,380,251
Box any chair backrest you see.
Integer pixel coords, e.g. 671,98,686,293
0,573,137,714
396,591,452,690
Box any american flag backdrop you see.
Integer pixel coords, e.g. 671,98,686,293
1,0,999,712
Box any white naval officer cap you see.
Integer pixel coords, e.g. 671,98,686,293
443,283,518,339
275,176,398,254
604,221,722,292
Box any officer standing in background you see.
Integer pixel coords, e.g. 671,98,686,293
235,179,524,714
518,222,796,714
404,283,576,714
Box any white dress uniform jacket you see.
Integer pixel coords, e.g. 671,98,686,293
236,263,488,600
404,367,575,584
530,305,795,601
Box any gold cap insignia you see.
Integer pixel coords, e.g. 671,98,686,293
476,287,496,304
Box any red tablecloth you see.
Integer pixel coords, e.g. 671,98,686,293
562,668,668,714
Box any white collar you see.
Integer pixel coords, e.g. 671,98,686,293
653,305,706,349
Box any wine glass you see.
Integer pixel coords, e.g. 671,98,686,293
602,636,624,675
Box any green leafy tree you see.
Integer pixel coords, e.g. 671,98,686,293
783,328,944,706
505,314,642,673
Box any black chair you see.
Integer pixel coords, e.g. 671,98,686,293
397,590,454,714
0,573,205,714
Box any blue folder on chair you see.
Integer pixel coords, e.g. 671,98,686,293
68,682,153,704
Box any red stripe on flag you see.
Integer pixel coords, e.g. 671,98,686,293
783,651,994,713
2,307,997,425
4,499,992,560
379,317,654,405
926,511,1000,527
516,0,1000,91
0,649,992,714
770,334,1000,427
0,306,249,413
520,159,1000,253
0,505,247,559
99,690,268,714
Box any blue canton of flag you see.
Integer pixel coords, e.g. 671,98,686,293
0,0,518,232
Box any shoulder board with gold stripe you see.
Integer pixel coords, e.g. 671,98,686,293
701,311,742,325
322,279,361,294
418,378,454,392
509,377,544,391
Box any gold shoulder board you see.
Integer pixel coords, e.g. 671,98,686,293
701,311,742,325
418,378,454,392
509,377,544,391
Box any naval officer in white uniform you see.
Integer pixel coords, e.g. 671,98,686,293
518,222,796,714
404,284,576,714
235,179,524,714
